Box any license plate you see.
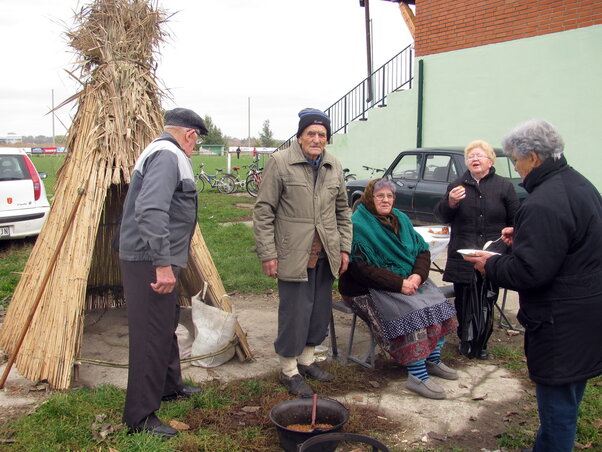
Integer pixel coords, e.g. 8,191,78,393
0,226,10,237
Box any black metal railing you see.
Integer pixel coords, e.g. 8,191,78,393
277,44,414,150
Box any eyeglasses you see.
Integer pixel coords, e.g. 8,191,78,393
189,129,203,142
374,193,394,200
466,154,490,161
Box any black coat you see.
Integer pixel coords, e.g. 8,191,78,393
486,156,602,385
435,168,520,284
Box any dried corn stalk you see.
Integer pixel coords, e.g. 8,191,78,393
0,0,251,390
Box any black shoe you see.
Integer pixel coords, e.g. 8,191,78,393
162,385,203,401
129,421,178,438
279,372,313,397
478,349,490,360
298,362,335,382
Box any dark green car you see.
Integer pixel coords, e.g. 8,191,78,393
345,147,527,226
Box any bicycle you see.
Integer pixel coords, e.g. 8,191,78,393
195,163,235,194
362,165,386,178
245,160,263,197
224,166,247,193
343,168,357,182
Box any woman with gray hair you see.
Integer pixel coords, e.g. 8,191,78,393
339,179,458,399
464,118,602,452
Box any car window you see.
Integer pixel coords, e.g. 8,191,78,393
391,153,422,180
494,155,521,180
0,155,26,180
423,154,454,182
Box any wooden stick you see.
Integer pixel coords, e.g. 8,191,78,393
0,189,85,389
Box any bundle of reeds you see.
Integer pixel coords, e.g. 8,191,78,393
0,0,251,390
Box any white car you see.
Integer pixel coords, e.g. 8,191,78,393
0,148,50,240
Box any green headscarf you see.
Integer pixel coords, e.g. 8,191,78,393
351,179,429,278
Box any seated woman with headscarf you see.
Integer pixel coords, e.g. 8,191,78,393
339,179,458,399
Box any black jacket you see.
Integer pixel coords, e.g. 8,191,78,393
485,156,602,385
435,167,519,283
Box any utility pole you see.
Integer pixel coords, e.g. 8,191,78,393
52,89,56,146
247,97,251,148
360,0,373,103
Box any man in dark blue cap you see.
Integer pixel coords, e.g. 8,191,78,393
253,108,352,397
118,107,207,437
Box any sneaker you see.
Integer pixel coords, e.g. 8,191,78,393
298,362,335,382
426,361,459,380
405,374,446,399
279,372,313,397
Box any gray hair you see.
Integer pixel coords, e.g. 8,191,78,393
501,118,564,161
373,178,396,193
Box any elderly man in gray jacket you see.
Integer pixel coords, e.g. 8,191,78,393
119,108,207,437
253,108,352,396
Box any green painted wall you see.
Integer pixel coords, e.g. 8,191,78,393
328,25,602,189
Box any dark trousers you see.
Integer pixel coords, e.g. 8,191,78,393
120,260,183,428
275,258,334,357
533,380,588,452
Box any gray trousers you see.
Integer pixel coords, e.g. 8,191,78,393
120,260,183,428
275,258,334,357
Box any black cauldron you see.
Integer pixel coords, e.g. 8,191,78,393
269,397,349,452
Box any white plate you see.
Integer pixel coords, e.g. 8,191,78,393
457,249,500,257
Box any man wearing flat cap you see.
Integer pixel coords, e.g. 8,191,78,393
253,108,352,396
119,107,207,437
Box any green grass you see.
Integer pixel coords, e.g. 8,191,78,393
490,344,525,372
0,154,276,296
0,239,34,307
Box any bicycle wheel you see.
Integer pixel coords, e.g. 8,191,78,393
246,173,260,197
195,175,206,193
217,175,236,194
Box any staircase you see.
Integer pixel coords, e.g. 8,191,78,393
277,44,414,150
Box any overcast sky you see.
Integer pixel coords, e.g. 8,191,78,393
0,0,413,140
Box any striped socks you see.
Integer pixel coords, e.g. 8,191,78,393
426,337,446,365
406,360,429,381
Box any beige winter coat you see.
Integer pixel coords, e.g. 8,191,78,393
253,142,352,281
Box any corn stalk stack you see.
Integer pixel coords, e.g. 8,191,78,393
0,0,251,390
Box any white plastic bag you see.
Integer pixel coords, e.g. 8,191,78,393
176,307,193,359
190,290,237,368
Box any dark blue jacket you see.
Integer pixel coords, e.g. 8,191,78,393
486,156,602,385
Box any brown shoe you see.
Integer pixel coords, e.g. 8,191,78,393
298,362,334,382
279,372,313,397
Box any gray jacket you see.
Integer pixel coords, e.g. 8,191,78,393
253,142,352,281
119,133,197,268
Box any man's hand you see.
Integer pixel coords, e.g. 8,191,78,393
339,252,350,275
262,259,278,278
462,251,493,275
151,265,176,294
501,227,514,247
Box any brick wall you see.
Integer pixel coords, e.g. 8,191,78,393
414,0,602,56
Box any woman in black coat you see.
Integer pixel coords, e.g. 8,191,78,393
464,118,602,452
435,140,519,358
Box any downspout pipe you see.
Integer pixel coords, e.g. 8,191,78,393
416,58,424,148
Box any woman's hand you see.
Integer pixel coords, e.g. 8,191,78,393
402,274,421,295
448,185,466,208
501,227,514,247
462,252,492,275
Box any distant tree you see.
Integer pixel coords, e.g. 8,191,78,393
200,115,227,149
258,120,276,147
